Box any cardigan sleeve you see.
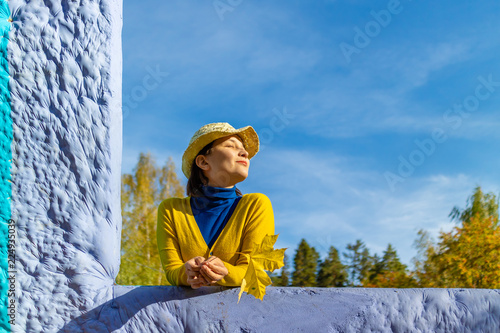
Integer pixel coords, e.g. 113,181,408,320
157,199,189,286
217,193,275,287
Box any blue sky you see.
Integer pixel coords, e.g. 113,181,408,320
121,0,500,267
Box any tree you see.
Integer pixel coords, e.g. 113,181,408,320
343,239,373,286
364,253,383,283
117,153,184,285
449,186,498,225
364,244,416,288
412,230,440,287
413,187,500,288
379,244,407,273
317,246,348,287
292,239,320,287
433,214,500,288
271,252,290,286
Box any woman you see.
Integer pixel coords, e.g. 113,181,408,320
157,122,275,289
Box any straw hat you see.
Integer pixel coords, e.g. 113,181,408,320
181,122,260,178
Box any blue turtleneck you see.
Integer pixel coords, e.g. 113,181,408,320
190,185,242,248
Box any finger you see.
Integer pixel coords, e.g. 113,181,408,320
195,256,206,265
201,257,220,270
201,265,223,282
197,271,210,285
204,256,217,263
199,269,214,284
187,277,198,285
187,273,201,282
185,264,197,272
190,266,202,272
187,268,200,274
203,257,223,268
191,282,203,289
199,273,217,285
189,280,208,289
199,266,219,284
188,270,204,280
204,261,228,275
190,280,207,288
204,260,222,269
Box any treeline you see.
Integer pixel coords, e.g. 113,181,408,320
117,152,500,288
273,187,500,288
272,239,414,288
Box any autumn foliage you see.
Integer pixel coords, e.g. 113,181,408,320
436,214,500,288
413,187,500,288
117,153,184,285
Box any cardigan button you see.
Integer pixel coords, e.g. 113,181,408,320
210,251,213,256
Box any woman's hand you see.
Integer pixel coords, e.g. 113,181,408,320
185,256,209,289
199,256,229,284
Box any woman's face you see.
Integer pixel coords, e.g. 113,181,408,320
196,135,250,188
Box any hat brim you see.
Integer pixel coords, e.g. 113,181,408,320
182,125,259,178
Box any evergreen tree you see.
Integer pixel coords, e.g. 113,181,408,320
366,253,383,282
117,153,184,285
381,244,406,272
343,239,373,286
292,239,320,287
271,252,290,286
364,244,416,288
317,246,348,287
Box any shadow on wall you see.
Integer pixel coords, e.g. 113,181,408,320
57,285,375,332
58,286,227,333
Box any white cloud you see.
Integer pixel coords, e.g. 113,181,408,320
368,41,472,89
123,2,322,97
246,147,491,266
281,37,497,139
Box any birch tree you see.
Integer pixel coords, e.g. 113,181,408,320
117,153,184,285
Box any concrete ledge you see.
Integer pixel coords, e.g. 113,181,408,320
59,286,500,333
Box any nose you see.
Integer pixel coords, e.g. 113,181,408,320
239,148,249,159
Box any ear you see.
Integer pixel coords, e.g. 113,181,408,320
195,155,210,171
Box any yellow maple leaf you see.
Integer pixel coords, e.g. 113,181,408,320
237,234,286,303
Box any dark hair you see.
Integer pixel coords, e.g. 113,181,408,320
186,140,243,197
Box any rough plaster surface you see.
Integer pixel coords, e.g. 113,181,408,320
60,286,500,333
8,0,122,331
5,0,500,332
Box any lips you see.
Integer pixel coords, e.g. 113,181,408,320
236,161,248,166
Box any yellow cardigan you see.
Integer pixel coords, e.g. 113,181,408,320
157,192,275,287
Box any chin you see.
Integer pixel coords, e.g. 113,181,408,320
232,172,248,185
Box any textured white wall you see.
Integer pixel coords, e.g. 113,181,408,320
9,0,122,331
60,286,500,332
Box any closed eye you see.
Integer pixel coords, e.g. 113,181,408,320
226,144,244,149
226,138,244,150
